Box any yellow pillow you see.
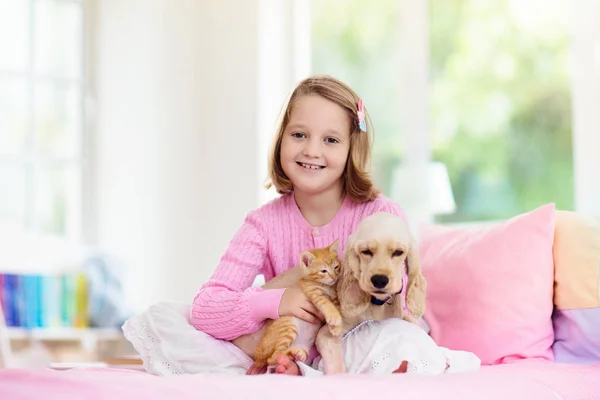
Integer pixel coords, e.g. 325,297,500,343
553,211,600,310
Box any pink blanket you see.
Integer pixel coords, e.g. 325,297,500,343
0,361,599,400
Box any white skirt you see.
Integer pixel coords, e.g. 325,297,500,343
122,301,253,376
306,318,480,375
122,301,480,377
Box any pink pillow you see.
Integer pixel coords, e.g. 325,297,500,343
419,204,556,365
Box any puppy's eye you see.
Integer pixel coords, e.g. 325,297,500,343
361,249,373,256
392,250,404,257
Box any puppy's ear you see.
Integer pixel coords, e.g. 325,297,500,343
405,237,427,319
338,240,370,318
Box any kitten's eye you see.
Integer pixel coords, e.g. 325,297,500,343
320,269,328,273
334,265,340,270
392,250,404,257
361,249,373,256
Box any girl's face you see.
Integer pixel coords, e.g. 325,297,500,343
280,94,351,198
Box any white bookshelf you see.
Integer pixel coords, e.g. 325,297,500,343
7,327,123,353
7,327,122,341
0,312,124,367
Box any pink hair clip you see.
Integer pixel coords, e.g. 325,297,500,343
357,98,366,132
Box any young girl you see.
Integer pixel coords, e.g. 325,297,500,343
189,74,413,374
126,75,479,376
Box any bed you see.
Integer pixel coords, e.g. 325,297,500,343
0,361,599,400
3,207,599,399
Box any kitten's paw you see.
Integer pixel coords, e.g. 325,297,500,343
328,323,342,336
286,348,308,363
326,314,342,336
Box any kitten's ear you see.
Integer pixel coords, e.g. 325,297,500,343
328,239,339,254
300,251,315,268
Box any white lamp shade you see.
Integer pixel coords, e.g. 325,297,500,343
390,161,456,216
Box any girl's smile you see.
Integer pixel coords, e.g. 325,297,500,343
296,161,325,171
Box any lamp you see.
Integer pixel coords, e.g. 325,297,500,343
389,161,456,227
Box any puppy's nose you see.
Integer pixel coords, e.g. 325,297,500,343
371,274,389,289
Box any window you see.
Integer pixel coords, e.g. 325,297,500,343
311,0,577,224
0,0,86,240
430,0,573,223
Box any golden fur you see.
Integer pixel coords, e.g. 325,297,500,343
314,212,427,375
337,212,427,326
253,240,342,368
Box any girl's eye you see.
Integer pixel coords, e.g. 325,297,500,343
292,132,306,139
325,137,339,144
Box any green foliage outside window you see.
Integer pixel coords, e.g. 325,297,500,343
311,0,573,223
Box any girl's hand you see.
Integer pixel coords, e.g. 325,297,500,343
278,288,324,324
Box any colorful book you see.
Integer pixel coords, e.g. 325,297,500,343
0,271,92,329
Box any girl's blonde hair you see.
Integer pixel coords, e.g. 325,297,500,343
265,75,379,202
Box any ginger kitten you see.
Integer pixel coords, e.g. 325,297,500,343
253,240,342,370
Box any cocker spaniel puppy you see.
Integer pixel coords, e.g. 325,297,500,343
315,212,428,374
338,212,427,326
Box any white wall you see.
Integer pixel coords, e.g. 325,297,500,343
396,0,433,232
257,0,311,205
92,0,262,311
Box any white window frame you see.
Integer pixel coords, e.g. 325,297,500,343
0,0,90,242
572,0,600,216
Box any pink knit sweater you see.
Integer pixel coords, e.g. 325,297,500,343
190,193,406,340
